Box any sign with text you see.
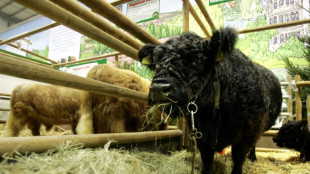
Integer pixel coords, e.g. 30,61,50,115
48,25,81,62
127,0,159,23
210,0,234,6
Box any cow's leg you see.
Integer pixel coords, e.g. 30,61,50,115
27,120,41,136
247,146,257,162
231,140,252,174
76,92,94,134
197,140,214,174
6,111,25,137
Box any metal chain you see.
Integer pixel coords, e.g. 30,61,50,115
187,101,202,139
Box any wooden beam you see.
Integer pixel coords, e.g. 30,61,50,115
0,130,183,155
0,93,11,97
1,39,57,64
295,75,302,120
0,23,60,46
52,52,121,68
189,3,211,38
12,0,139,60
49,0,142,50
238,18,310,34
0,52,148,102
263,130,279,137
296,81,310,87
195,0,216,31
78,0,161,45
255,147,291,153
110,0,132,6
1,52,53,68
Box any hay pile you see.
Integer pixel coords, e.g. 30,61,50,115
0,123,310,174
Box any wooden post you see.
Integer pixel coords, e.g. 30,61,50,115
0,52,148,103
189,3,211,38
78,0,160,45
287,75,293,116
183,0,189,32
307,95,310,125
49,0,142,50
295,75,302,120
115,54,119,68
177,0,190,149
1,52,53,68
12,0,139,60
195,0,216,31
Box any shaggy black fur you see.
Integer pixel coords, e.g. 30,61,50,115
138,27,282,174
273,119,310,161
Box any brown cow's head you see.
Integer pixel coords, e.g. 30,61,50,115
138,27,237,116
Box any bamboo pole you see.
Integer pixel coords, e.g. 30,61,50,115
295,75,302,120
255,147,291,153
0,108,10,111
177,0,190,149
238,18,310,34
12,0,139,61
263,130,279,137
0,53,148,102
307,95,310,125
195,0,216,32
1,52,53,68
183,0,189,32
1,39,57,64
78,0,161,45
0,130,183,155
296,81,310,87
52,52,121,68
115,54,119,68
189,3,211,38
110,0,132,6
49,0,142,50
0,23,60,46
286,75,293,115
0,93,11,97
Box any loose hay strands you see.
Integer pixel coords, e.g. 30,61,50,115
0,141,202,174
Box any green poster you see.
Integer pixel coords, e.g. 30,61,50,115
210,0,234,6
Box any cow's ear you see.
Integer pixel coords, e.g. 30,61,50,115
207,27,238,62
138,44,156,68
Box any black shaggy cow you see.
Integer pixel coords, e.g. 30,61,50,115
138,27,282,174
273,119,310,161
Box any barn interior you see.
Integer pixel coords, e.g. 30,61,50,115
0,0,310,173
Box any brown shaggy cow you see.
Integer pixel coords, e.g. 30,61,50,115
6,84,81,136
76,64,168,134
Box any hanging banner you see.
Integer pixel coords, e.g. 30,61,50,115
210,0,234,6
127,0,160,23
48,25,81,62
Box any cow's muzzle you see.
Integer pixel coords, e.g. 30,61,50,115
149,83,172,103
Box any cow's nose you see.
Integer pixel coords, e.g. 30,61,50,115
149,83,171,102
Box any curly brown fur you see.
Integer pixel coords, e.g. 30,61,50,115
6,84,81,136
76,64,168,134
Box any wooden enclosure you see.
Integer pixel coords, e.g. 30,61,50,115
0,0,310,155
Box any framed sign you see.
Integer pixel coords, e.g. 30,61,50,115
210,0,234,6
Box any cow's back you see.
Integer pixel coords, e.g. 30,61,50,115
11,84,81,124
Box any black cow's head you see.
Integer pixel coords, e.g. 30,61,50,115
138,27,237,115
273,119,308,150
